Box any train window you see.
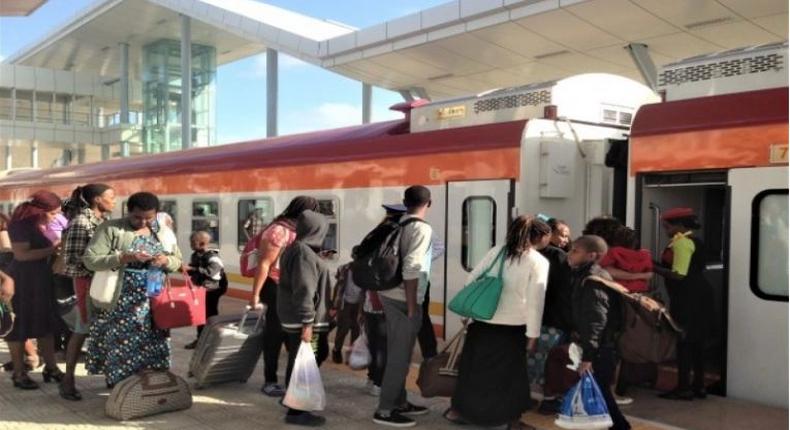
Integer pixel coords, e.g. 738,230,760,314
237,198,274,250
750,189,789,301
159,200,177,232
317,198,339,251
461,196,496,272
192,200,220,245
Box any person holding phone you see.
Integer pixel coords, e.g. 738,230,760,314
83,192,182,388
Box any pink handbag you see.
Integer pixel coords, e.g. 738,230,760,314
151,270,206,330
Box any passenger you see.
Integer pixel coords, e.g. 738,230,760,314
445,215,550,430
243,208,266,241
249,196,320,397
373,185,433,428
0,213,13,270
83,192,182,388
568,235,631,430
59,183,116,401
331,255,362,364
184,230,228,349
4,191,64,390
531,218,573,406
418,230,444,361
582,216,623,245
278,209,333,426
599,226,653,293
654,208,712,401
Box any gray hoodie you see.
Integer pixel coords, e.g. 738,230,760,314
277,210,333,332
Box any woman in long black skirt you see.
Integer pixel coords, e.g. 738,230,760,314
445,215,551,430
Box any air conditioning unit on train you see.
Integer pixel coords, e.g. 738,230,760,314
658,41,788,101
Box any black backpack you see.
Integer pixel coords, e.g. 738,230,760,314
351,217,426,291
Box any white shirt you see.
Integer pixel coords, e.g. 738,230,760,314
379,214,433,304
465,245,549,338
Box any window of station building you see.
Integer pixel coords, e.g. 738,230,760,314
15,90,33,122
461,197,496,272
192,200,220,245
35,92,52,123
317,198,339,251
751,190,789,301
52,94,71,125
0,88,12,120
237,198,274,250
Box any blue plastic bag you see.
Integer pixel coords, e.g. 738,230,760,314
555,370,613,429
145,268,165,298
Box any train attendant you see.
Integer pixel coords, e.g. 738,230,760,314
59,183,116,400
445,216,550,430
654,208,712,401
4,191,64,390
83,192,181,388
249,196,320,397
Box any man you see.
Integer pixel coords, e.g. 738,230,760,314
243,208,265,241
373,186,433,427
566,235,631,430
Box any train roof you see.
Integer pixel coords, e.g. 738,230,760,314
0,118,526,189
631,87,788,138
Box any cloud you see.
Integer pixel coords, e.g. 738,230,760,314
242,52,310,78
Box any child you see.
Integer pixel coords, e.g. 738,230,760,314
599,226,653,293
331,254,363,364
184,230,228,349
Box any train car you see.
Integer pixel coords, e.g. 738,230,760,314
627,43,788,408
0,73,654,341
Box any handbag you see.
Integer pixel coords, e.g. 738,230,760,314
150,270,206,330
105,370,192,420
416,323,466,398
0,300,14,338
89,269,120,309
448,248,506,320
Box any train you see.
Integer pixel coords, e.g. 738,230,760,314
0,43,786,408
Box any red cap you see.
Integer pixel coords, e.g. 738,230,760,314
662,207,695,221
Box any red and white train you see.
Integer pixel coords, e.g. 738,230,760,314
0,44,786,408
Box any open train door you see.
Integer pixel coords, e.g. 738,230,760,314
444,179,513,338
726,166,788,407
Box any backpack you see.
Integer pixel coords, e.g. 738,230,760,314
351,217,426,291
240,221,288,278
586,275,684,364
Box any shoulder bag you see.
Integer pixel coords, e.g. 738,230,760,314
448,248,506,320
151,269,206,330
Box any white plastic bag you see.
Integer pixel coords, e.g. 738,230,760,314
348,332,371,370
283,342,326,411
566,342,583,371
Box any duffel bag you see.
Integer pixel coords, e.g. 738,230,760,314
106,370,192,420
417,323,466,398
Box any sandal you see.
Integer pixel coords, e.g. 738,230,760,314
59,383,83,401
442,408,468,425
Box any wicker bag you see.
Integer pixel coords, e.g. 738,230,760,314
416,324,467,398
105,370,192,421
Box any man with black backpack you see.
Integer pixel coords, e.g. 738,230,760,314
362,185,433,428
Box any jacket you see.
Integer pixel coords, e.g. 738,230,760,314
540,245,574,332
571,262,623,362
188,249,227,291
277,210,333,333
599,246,653,293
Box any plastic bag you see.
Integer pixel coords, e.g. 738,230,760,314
348,332,371,370
566,343,583,372
555,370,613,430
283,342,326,411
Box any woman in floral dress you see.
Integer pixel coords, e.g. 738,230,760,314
83,192,181,387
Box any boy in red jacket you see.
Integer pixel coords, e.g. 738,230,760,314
599,226,652,293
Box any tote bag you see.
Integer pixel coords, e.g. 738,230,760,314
90,270,120,309
448,248,506,320
151,271,206,330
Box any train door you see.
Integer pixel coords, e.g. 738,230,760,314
726,166,788,407
637,171,729,394
444,179,512,338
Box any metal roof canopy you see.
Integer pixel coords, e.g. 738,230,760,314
5,0,788,99
0,0,47,17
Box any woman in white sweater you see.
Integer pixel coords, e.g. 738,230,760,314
445,215,551,430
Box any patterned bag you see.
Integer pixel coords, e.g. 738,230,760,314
105,370,192,421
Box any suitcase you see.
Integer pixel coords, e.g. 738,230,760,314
188,308,265,389
106,370,192,420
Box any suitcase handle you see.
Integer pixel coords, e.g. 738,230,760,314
239,305,265,334
139,370,178,390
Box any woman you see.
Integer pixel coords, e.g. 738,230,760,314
83,191,181,388
654,208,712,401
0,213,13,270
445,215,551,430
59,183,115,400
4,191,64,390
547,218,571,252
248,196,320,397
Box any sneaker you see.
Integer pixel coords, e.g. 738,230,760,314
537,398,561,415
369,384,381,397
615,395,634,405
285,412,326,427
395,402,429,416
332,349,343,364
261,382,286,397
373,411,416,428
184,340,198,350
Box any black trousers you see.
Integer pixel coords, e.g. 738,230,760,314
260,278,289,384
334,301,361,352
364,312,387,386
196,283,228,337
592,347,631,430
285,330,328,415
417,285,437,359
677,340,706,391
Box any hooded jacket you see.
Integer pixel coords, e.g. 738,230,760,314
570,262,624,362
277,210,333,333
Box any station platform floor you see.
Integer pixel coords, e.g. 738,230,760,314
1,297,786,430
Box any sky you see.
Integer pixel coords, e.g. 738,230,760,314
0,0,448,143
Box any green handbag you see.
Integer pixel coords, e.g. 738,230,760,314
448,248,506,320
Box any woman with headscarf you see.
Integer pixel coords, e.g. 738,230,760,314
4,191,65,390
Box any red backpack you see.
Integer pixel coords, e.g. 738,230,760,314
240,229,267,278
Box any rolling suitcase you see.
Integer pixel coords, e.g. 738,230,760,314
189,308,265,389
